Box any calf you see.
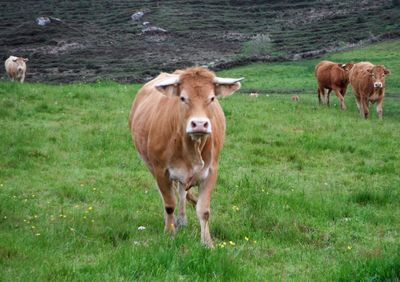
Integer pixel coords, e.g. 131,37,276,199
5,56,28,83
315,60,354,109
349,62,391,119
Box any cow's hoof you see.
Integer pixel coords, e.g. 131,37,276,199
175,216,188,229
203,239,214,248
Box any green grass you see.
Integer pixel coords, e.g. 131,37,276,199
1,40,400,281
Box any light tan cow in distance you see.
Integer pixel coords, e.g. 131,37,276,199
315,60,354,109
5,56,28,83
129,67,243,247
349,62,391,119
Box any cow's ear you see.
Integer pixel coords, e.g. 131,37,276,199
155,76,180,96
23,58,29,62
214,77,244,97
384,68,391,76
339,64,346,69
12,57,18,62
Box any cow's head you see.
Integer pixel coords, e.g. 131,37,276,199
367,65,390,89
11,57,28,75
155,67,243,139
339,63,354,72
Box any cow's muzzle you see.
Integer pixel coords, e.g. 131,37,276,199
186,117,211,136
373,82,383,89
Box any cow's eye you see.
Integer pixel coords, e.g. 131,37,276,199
180,96,186,103
210,96,215,103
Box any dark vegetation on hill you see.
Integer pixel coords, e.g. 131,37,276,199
1,0,399,83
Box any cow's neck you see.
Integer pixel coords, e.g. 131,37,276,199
183,134,208,168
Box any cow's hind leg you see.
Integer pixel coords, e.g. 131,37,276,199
326,89,332,106
334,89,346,110
317,86,323,105
155,170,176,233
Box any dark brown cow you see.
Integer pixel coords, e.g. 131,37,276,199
315,60,354,109
349,62,391,119
129,67,243,247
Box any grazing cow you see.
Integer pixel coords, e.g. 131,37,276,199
129,67,243,247
349,62,390,119
5,56,28,83
315,60,354,109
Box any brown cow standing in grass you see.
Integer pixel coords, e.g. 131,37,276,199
315,60,354,109
349,62,391,119
129,67,243,247
5,56,28,83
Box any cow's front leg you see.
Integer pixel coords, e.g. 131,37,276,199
334,89,346,109
360,96,369,119
155,169,176,234
376,95,384,119
197,167,217,248
175,182,188,228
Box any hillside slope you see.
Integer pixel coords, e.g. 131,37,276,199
1,0,399,83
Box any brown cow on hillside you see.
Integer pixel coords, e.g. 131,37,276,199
5,56,28,83
129,67,243,247
315,60,354,109
349,62,391,119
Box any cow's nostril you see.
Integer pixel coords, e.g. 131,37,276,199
191,121,197,128
203,122,208,128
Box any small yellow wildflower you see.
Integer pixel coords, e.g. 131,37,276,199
91,220,95,223
253,240,257,244
229,241,235,246
244,236,249,241
31,226,35,229
70,228,75,232
92,188,96,191
347,246,352,250
83,216,87,219
34,215,38,218
4,216,7,219
35,233,41,236
88,206,93,211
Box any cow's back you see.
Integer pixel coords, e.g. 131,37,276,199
315,61,345,88
349,62,374,95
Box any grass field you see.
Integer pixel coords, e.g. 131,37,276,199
1,40,400,281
